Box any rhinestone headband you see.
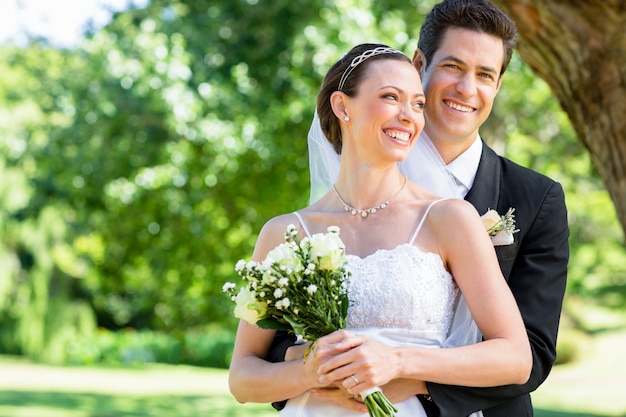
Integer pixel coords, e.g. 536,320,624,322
337,46,404,92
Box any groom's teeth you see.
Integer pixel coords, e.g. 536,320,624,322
445,101,473,112
386,130,410,141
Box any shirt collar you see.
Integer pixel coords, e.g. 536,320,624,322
445,135,483,191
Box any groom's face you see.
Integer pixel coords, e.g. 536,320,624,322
414,27,504,162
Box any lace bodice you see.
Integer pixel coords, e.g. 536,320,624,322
346,243,457,335
284,201,479,417
292,199,458,344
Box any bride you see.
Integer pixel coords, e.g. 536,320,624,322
228,43,531,416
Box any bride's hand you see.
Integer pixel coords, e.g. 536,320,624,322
294,330,361,389
317,335,399,393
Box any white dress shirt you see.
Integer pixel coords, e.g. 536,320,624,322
400,132,483,199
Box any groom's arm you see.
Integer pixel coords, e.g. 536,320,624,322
426,182,569,416
267,331,298,410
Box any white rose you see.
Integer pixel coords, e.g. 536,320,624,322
266,243,303,272
481,209,501,234
233,287,265,324
309,232,346,270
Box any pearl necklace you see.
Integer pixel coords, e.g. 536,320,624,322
333,177,407,218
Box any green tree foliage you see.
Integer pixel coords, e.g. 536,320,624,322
0,0,624,362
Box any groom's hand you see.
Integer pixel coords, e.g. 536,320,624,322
284,343,309,361
311,385,368,413
380,378,429,403
284,330,360,363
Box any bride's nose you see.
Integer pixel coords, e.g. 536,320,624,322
398,101,419,124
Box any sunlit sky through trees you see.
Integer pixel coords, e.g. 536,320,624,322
0,0,148,47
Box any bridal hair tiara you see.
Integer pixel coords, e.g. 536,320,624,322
337,46,404,92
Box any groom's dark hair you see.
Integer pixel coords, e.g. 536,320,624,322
418,0,518,77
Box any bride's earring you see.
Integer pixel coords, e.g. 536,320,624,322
344,116,350,122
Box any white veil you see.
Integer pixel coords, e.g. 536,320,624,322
308,111,340,203
306,110,482,347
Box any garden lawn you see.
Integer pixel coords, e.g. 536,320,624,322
0,357,274,417
0,328,624,417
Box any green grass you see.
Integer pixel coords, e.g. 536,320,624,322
0,328,625,417
532,329,626,417
0,358,275,417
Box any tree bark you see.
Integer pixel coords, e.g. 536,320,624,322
492,0,626,237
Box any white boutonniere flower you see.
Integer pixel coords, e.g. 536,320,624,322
481,208,519,246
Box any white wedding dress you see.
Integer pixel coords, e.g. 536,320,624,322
282,201,482,417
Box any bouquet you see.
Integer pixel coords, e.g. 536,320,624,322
223,224,397,417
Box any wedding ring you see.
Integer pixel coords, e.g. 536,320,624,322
351,375,360,385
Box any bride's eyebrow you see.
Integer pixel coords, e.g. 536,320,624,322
377,86,425,99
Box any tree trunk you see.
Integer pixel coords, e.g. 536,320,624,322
492,0,626,237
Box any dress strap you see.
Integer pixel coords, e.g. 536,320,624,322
408,198,451,245
292,212,312,238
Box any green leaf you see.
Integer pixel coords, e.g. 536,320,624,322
255,318,291,331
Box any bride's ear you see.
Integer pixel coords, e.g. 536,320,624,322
330,91,350,122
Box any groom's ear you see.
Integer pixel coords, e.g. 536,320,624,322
413,49,425,72
330,91,349,121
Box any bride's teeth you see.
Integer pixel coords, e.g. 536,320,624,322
386,130,410,141
446,101,473,112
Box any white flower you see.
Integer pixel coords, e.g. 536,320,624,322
235,260,246,272
307,284,318,295
327,225,340,234
222,282,236,292
276,298,291,310
266,242,304,272
278,277,289,287
481,209,501,233
481,208,519,246
286,224,299,237
309,231,346,270
232,287,265,324
274,288,284,298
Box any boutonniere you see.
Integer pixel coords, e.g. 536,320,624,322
481,208,519,246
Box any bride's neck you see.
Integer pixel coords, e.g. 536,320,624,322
333,168,405,208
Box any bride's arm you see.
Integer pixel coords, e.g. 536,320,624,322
229,321,321,403
228,216,320,403
316,200,531,392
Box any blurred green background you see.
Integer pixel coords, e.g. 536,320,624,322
0,0,624,416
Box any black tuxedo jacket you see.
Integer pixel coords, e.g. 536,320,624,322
425,142,569,417
268,141,570,417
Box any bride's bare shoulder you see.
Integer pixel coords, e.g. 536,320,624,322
259,213,300,237
426,198,484,234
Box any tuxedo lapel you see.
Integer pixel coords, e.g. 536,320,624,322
464,142,501,214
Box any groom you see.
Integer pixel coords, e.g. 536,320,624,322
269,0,569,416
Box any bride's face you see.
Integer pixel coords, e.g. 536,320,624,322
344,60,425,163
